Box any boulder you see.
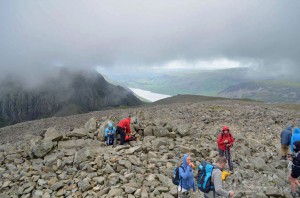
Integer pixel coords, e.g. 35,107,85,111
44,127,63,141
66,128,88,138
30,138,53,158
84,117,97,132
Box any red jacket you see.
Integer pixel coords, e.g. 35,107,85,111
117,117,131,134
217,132,234,151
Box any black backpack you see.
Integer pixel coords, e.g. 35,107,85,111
172,165,185,185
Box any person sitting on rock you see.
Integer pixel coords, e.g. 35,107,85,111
178,153,196,198
288,140,300,197
204,157,234,198
217,126,234,158
280,125,293,160
113,115,132,146
104,123,116,145
290,127,300,154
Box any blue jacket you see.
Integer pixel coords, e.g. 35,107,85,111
290,127,300,153
280,126,292,145
179,154,196,191
105,123,116,137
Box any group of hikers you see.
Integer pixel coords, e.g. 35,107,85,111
102,116,300,197
103,117,235,197
103,115,136,147
174,124,300,198
174,126,235,198
280,125,300,197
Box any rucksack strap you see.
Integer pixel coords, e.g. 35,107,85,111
179,165,185,192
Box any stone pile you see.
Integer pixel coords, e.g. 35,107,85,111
0,102,299,197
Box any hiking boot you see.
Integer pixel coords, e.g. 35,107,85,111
291,191,297,198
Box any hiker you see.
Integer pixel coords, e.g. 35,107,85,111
290,127,300,154
113,115,132,146
217,126,234,157
280,125,293,160
178,153,196,198
204,157,234,198
104,123,116,145
288,140,300,197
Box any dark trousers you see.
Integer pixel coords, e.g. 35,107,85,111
114,126,126,146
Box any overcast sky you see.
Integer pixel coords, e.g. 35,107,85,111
0,0,299,80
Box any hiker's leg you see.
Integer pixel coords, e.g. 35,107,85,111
113,127,121,146
227,149,233,171
218,148,225,157
281,144,288,158
290,175,297,193
177,186,187,198
296,179,300,187
120,129,126,145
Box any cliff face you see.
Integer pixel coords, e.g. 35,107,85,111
0,68,142,127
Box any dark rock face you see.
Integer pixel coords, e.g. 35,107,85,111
0,68,142,127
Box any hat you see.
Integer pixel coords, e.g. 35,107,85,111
222,126,230,132
294,141,300,150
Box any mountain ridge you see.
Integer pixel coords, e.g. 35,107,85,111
0,68,143,127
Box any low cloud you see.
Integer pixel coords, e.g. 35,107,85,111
0,0,299,83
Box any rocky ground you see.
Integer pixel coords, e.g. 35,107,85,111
0,99,300,197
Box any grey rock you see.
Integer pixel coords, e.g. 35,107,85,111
66,128,88,137
78,178,92,191
107,188,123,197
31,139,53,158
44,127,63,141
58,140,77,149
51,181,64,191
84,117,97,132
125,146,142,154
144,125,154,136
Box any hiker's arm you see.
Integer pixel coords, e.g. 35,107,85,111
104,128,109,137
126,122,131,134
213,171,230,197
179,167,190,179
217,135,224,145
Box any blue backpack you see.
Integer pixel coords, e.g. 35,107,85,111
197,161,218,193
172,165,185,185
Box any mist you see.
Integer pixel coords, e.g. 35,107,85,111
0,0,299,84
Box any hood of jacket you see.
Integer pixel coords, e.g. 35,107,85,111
108,123,113,129
287,125,293,132
182,153,189,168
294,127,300,134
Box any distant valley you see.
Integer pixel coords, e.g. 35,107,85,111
105,68,300,104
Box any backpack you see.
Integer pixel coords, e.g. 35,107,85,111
172,165,185,185
197,161,218,193
125,135,137,142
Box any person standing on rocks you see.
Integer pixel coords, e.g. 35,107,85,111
217,126,234,158
204,157,234,198
290,127,300,154
288,140,300,197
113,115,132,146
178,153,196,198
280,125,293,160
